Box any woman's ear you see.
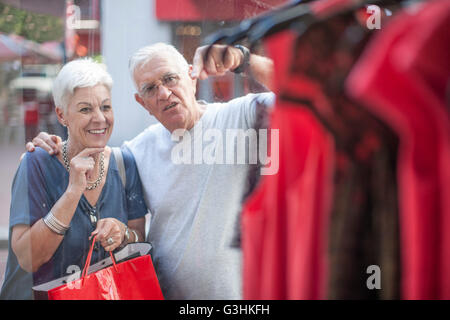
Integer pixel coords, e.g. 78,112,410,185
55,107,67,127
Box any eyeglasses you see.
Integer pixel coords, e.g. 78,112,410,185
139,73,180,99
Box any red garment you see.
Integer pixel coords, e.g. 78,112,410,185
347,0,450,299
242,102,335,300
242,31,335,299
23,101,39,125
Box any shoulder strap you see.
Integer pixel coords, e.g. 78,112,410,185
112,147,126,188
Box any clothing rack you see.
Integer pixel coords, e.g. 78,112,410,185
203,0,450,300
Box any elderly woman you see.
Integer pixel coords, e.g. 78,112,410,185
0,59,147,299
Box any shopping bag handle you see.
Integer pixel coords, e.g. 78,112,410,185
81,235,118,279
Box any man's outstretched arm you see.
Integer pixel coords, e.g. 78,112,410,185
191,44,273,91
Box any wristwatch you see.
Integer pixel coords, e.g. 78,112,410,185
232,45,250,74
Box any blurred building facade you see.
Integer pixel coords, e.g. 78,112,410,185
0,0,285,145
101,0,170,146
103,0,286,145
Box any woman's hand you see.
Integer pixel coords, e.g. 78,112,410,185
90,218,126,252
67,147,104,194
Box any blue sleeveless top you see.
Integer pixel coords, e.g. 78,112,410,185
0,146,148,299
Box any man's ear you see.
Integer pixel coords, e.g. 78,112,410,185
134,93,153,115
55,107,67,127
188,65,198,95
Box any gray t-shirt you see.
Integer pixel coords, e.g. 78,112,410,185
125,92,275,299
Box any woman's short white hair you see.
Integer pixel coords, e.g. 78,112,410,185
52,58,113,112
129,43,189,89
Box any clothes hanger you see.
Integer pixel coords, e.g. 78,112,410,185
201,0,401,153
202,0,304,47
204,0,403,51
201,0,309,64
201,0,341,66
245,0,397,48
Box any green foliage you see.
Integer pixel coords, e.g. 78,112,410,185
91,54,104,63
0,2,64,43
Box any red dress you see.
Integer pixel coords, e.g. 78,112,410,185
242,0,449,300
347,0,450,299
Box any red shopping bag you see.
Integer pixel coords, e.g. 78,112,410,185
47,236,164,300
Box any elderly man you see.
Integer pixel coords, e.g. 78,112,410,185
27,43,275,299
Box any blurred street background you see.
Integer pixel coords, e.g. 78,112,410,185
0,144,23,288
0,0,284,291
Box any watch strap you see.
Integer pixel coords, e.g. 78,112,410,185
232,45,250,74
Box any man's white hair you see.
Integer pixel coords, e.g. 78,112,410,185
129,43,189,90
52,58,113,112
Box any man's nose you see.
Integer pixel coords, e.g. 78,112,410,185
157,84,172,100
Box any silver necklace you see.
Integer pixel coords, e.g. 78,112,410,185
62,141,105,190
